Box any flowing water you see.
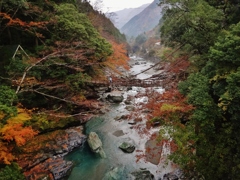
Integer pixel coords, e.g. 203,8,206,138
65,56,175,180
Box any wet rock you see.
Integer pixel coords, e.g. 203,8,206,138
87,132,106,158
126,86,132,91
119,142,135,153
102,167,125,180
113,130,125,137
125,105,135,111
114,114,130,121
161,169,184,180
107,94,124,103
131,169,154,180
145,132,163,165
24,157,73,180
19,126,86,180
162,173,178,180
128,122,136,125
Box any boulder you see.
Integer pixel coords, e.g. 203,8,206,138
145,132,163,165
125,105,135,111
107,94,124,103
87,132,106,158
162,169,184,180
131,169,154,180
119,142,135,153
113,130,125,137
102,167,125,180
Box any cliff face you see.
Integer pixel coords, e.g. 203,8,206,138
120,0,163,37
18,127,87,180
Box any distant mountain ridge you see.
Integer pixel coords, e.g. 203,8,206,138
111,3,150,29
120,0,163,37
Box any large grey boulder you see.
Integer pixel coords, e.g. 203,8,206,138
107,94,124,103
130,169,154,180
87,132,106,158
105,90,124,103
102,167,125,180
119,142,135,153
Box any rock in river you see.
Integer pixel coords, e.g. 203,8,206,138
119,142,135,153
106,90,124,103
130,169,154,180
87,132,106,158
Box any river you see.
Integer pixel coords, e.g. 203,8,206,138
65,56,175,180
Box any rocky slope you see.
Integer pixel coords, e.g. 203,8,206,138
17,126,87,179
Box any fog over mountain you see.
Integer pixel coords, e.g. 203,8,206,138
117,0,163,38
110,3,150,29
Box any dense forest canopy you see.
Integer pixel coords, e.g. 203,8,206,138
149,0,240,179
0,0,128,177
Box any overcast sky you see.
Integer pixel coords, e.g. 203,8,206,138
89,0,154,12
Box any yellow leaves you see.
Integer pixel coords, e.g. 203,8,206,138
160,103,183,112
7,108,32,124
218,91,232,112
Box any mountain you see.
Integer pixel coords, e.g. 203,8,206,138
110,3,150,29
120,0,163,37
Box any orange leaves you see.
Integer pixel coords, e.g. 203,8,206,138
1,124,38,146
167,55,190,74
143,89,194,126
0,107,38,164
104,41,130,73
0,12,48,29
0,142,15,164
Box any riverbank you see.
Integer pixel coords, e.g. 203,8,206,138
65,56,180,179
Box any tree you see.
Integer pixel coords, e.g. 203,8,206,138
0,163,25,180
157,0,240,178
160,0,223,58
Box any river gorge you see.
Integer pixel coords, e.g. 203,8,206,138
64,56,180,180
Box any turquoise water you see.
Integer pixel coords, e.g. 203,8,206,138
65,57,173,179
65,106,132,180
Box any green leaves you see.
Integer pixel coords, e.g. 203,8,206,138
161,0,223,55
54,3,112,58
0,163,25,180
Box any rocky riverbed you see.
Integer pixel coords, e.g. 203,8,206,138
65,56,183,180
17,126,87,180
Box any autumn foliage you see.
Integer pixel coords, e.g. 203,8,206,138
0,108,38,164
104,41,130,72
1,124,37,147
146,89,194,124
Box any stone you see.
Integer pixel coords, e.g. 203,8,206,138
125,105,135,111
102,167,125,180
131,169,154,180
119,142,135,153
17,126,86,180
162,173,179,180
87,132,106,158
113,130,125,137
107,94,124,103
145,132,163,165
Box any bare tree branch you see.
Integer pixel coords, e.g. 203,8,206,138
15,51,60,94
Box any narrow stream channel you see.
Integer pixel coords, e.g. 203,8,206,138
65,56,175,180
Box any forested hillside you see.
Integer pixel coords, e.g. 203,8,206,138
144,0,240,179
0,0,128,179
